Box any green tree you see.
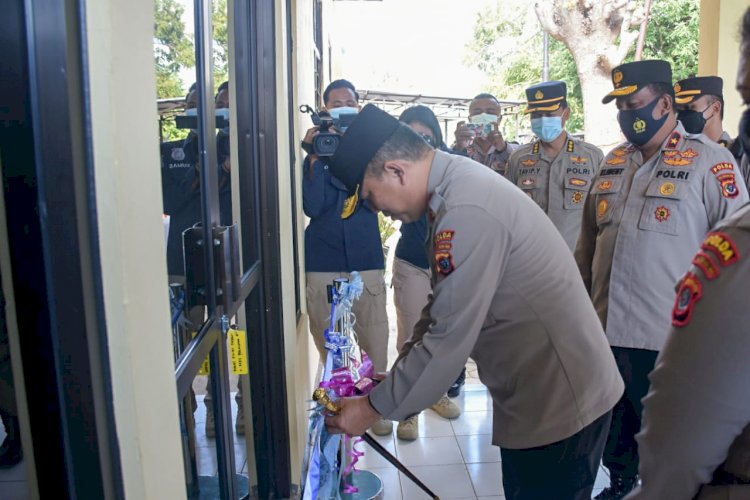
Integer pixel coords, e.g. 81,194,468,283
213,0,229,86
466,0,700,147
154,0,195,99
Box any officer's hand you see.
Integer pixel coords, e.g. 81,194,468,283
325,396,381,436
488,122,506,152
303,125,320,144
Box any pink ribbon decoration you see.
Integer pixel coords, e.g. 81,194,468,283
341,436,365,494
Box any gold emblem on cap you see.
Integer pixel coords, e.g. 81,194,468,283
633,118,646,134
674,83,682,93
660,182,676,196
613,69,624,87
535,90,544,100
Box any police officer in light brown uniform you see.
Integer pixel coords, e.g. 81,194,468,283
627,10,750,499
675,76,741,154
507,81,604,250
576,60,749,500
626,207,750,500
325,104,624,500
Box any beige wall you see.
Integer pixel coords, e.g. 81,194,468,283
84,0,187,498
699,0,750,136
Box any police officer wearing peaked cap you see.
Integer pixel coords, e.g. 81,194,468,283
674,76,740,154
324,104,624,500
576,59,749,500
507,80,603,250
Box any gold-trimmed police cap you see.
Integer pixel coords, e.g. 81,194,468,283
674,76,723,104
328,104,400,218
602,60,673,104
524,81,567,114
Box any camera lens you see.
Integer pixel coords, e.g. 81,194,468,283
313,133,340,156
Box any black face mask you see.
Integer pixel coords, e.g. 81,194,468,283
678,105,712,134
739,107,750,156
617,96,668,147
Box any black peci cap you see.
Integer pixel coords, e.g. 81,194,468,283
602,60,673,104
328,104,401,218
674,76,723,104
524,81,567,114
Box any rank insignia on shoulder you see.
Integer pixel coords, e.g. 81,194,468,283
606,156,626,165
701,231,740,266
692,251,721,280
532,142,540,154
711,162,734,175
654,205,671,222
567,140,575,153
666,131,681,149
435,251,454,275
717,173,740,199
521,158,538,167
597,199,610,219
672,272,703,327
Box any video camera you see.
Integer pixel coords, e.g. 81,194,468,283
300,105,357,157
175,108,230,131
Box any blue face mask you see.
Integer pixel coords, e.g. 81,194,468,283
617,96,668,147
531,116,564,143
328,107,358,132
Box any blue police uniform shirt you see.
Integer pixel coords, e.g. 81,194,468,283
394,215,429,270
303,156,384,272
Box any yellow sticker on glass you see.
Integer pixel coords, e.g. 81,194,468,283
229,329,249,375
192,331,211,375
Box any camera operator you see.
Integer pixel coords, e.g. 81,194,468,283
301,79,392,436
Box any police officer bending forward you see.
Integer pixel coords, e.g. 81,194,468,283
324,105,624,500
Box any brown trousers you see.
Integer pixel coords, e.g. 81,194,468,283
306,270,389,372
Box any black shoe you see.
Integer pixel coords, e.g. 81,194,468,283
594,475,638,500
447,368,466,398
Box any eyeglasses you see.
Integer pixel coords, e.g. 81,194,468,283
420,133,435,146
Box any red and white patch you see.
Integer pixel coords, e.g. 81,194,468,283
701,231,740,266
711,162,734,175
672,272,703,327
434,230,456,275
717,173,740,199
692,251,721,280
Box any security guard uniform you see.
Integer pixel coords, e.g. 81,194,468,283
329,105,624,499
507,81,604,249
629,205,750,499
576,60,749,493
160,136,200,277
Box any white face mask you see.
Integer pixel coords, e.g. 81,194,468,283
328,106,359,120
468,112,498,126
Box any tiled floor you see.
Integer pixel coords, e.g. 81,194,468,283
0,423,28,500
356,383,611,500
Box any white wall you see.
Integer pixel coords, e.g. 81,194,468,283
84,0,187,497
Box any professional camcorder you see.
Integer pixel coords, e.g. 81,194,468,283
300,104,357,157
